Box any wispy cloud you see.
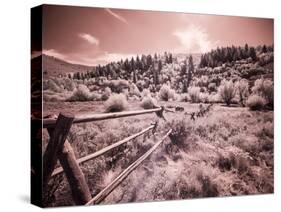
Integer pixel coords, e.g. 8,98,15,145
173,24,219,53
94,52,135,64
43,48,135,66
105,8,128,24
78,33,100,45
43,49,66,60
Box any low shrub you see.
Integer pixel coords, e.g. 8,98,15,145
252,79,273,109
199,92,210,103
63,78,76,91
159,85,174,101
142,88,151,98
129,83,141,97
46,79,63,93
188,86,200,103
67,85,100,101
168,119,190,148
104,93,128,112
101,87,112,101
209,92,221,103
108,80,129,93
180,93,190,102
218,80,236,106
235,79,249,107
208,83,217,92
140,96,158,109
246,94,266,110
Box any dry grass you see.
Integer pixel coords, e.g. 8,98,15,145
43,100,273,206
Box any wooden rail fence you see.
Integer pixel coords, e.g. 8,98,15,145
34,106,173,206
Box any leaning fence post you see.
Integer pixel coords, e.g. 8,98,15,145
46,114,91,205
57,139,92,205
43,113,74,189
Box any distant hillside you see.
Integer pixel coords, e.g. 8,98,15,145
33,53,202,79
32,54,94,78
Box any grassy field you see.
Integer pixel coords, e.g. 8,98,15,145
43,101,273,206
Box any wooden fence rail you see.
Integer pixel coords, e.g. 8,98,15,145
38,107,174,206
86,129,173,205
43,108,163,128
51,124,156,177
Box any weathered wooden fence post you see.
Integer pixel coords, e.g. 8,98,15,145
58,140,92,204
44,112,91,205
43,113,74,188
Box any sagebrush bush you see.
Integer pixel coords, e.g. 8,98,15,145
208,83,217,92
104,93,128,112
67,84,100,101
218,80,236,106
188,86,200,103
101,87,112,101
208,92,220,103
140,96,158,109
252,79,273,109
129,83,141,97
108,80,129,93
235,79,249,106
168,119,190,148
217,152,251,175
246,94,266,110
46,79,63,93
159,85,174,101
180,93,190,102
199,92,210,103
142,88,151,98
63,78,76,91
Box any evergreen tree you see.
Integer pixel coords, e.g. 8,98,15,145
168,53,173,64
181,60,188,92
262,45,268,53
77,72,81,80
153,61,159,85
132,69,137,83
244,43,249,58
249,47,257,61
187,55,194,88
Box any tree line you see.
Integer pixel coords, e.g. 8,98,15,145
199,44,273,68
70,52,174,81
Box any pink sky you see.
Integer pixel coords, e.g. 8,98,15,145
40,5,273,66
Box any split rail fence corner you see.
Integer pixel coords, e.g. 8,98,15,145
35,106,174,206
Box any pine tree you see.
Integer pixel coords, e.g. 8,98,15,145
249,47,257,61
153,61,159,85
181,59,188,92
187,55,194,88
244,43,249,58
168,53,173,64
77,72,81,80
262,45,268,53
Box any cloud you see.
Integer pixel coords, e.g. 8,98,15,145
95,52,135,64
43,49,67,60
105,8,128,24
43,48,135,66
79,52,136,66
78,33,100,45
173,24,219,53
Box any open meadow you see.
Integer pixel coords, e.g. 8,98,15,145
42,99,273,206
